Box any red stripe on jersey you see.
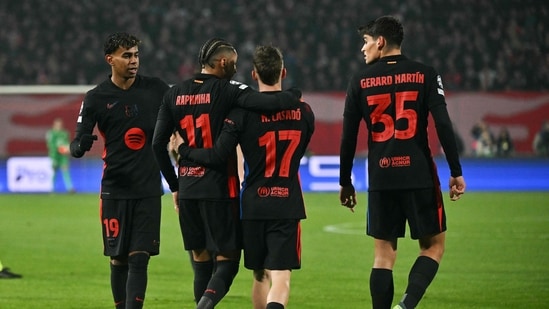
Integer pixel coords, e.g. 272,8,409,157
228,175,239,198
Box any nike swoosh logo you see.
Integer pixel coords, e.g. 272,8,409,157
107,101,119,109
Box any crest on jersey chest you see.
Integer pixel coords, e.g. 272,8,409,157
125,104,139,117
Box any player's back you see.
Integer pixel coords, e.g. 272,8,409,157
235,98,315,220
355,55,444,190
163,73,243,199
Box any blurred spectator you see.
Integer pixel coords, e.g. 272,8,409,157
496,127,514,157
475,130,496,157
533,120,549,157
470,120,486,140
470,120,496,156
0,0,547,91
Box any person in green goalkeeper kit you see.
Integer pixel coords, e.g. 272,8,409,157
46,117,75,193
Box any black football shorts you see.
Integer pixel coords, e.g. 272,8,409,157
178,199,242,253
367,187,446,240
242,219,301,271
100,197,161,257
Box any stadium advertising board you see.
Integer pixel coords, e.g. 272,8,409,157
5,157,54,192
0,156,547,194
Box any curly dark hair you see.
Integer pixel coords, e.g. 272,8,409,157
103,32,141,55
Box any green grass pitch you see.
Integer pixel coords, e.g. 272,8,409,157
1,192,548,308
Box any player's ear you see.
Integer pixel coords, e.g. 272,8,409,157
281,67,287,80
251,69,258,81
105,54,114,66
377,36,385,50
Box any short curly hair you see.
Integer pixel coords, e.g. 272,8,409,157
103,32,141,55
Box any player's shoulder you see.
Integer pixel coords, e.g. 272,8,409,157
298,101,315,125
138,74,166,84
84,78,110,99
299,100,313,111
399,56,437,74
227,79,250,91
136,75,170,91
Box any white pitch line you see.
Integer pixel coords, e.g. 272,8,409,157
323,222,365,235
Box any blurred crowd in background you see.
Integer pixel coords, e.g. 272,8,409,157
1,0,548,91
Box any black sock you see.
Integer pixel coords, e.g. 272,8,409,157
110,263,128,309
369,268,394,309
400,256,439,309
126,253,150,309
192,259,214,303
266,302,285,309
198,260,240,308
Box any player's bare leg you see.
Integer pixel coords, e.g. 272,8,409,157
252,269,270,309
266,270,291,308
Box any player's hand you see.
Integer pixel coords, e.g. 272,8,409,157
57,145,70,155
172,191,179,214
449,176,466,201
339,184,357,212
172,131,184,149
79,134,98,152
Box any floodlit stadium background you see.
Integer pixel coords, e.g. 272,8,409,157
0,1,548,193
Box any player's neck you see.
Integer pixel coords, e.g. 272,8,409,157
111,75,136,90
380,47,401,58
258,83,281,92
201,67,224,79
